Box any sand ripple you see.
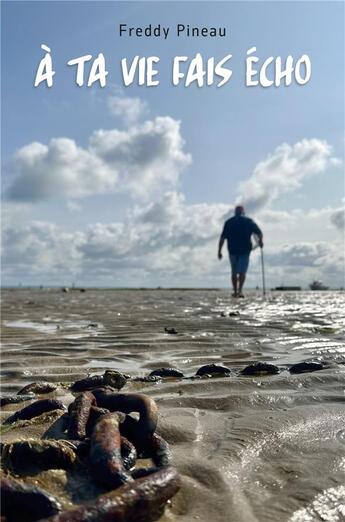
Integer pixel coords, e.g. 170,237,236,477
1,288,345,521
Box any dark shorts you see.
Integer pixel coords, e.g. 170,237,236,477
229,253,250,274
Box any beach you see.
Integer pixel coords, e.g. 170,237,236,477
1,288,345,521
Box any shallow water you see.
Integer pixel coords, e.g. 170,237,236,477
1,288,345,521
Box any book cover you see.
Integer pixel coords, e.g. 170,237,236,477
1,1,344,521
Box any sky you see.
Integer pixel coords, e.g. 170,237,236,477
1,0,344,288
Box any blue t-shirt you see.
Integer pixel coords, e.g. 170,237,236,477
221,215,262,255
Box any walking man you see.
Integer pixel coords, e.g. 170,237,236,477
218,205,263,297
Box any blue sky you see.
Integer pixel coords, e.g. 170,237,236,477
1,1,344,287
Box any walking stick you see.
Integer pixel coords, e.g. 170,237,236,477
260,247,266,297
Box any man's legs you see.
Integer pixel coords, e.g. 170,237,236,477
229,255,239,296
238,273,246,297
237,255,250,297
231,273,238,297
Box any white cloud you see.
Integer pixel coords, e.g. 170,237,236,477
2,195,344,287
6,138,117,201
6,117,191,202
258,206,340,245
236,139,340,213
79,192,229,261
267,242,330,267
107,95,148,125
89,118,191,198
3,133,343,287
2,193,228,285
2,221,83,282
264,242,344,287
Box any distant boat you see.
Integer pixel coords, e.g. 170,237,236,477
273,285,301,291
309,280,329,290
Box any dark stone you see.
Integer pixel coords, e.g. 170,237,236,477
289,361,324,374
1,439,76,473
196,364,231,377
17,382,57,395
241,362,280,376
0,394,35,407
70,375,104,392
91,386,117,397
132,375,162,383
149,368,184,378
4,399,66,425
103,370,128,390
164,327,178,335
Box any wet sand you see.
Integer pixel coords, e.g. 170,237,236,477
1,288,345,521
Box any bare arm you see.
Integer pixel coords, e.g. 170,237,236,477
256,232,264,248
252,222,264,248
218,236,225,260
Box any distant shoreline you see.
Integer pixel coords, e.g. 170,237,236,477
1,287,343,291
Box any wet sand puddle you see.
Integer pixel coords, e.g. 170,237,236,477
1,289,345,521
